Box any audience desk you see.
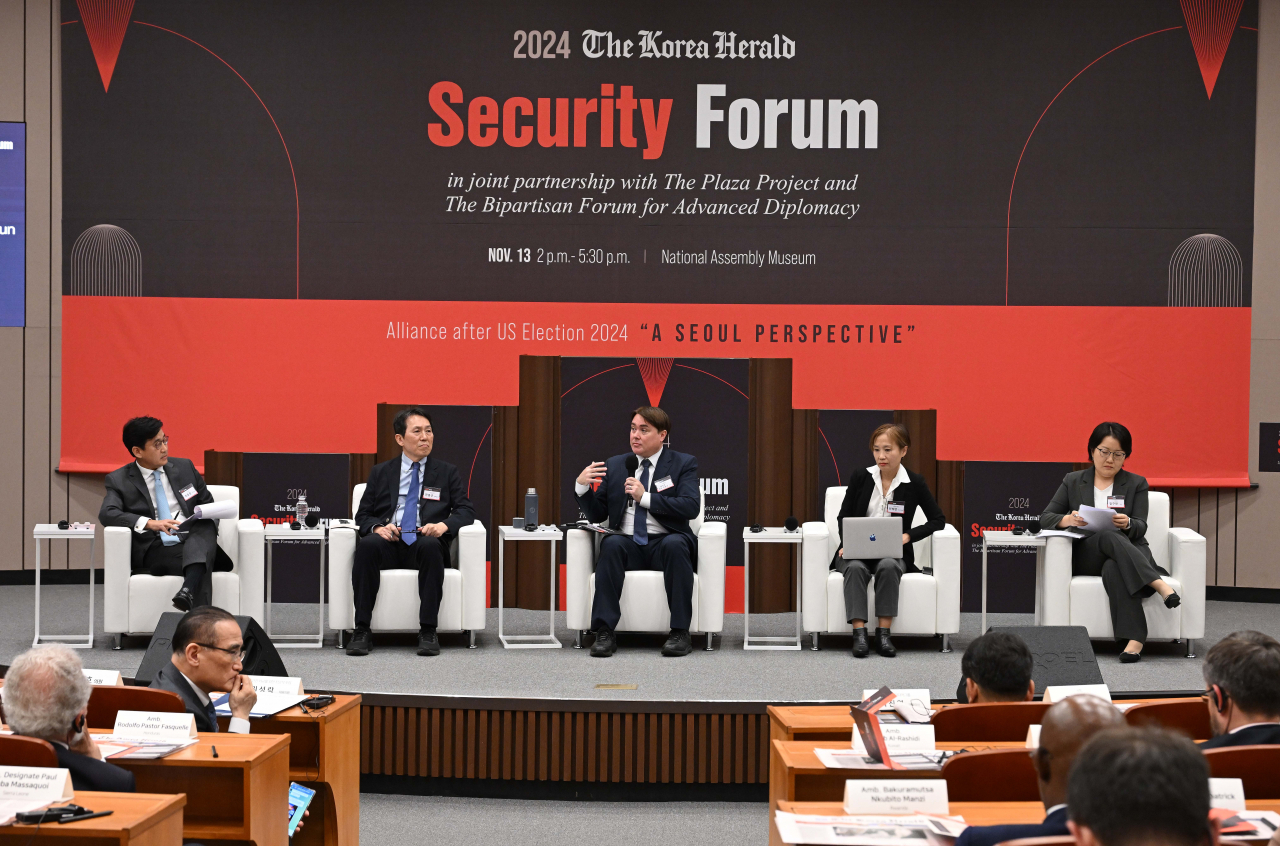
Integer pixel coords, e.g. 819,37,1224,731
0,791,185,846
91,729,290,846
218,693,361,846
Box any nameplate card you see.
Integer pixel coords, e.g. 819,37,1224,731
247,675,304,695
112,710,197,739
861,688,931,713
0,766,73,802
1210,778,1246,811
1025,725,1041,748
1042,684,1111,703
851,724,936,755
82,669,123,686
844,779,949,815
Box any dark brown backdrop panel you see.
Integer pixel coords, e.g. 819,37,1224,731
747,359,796,613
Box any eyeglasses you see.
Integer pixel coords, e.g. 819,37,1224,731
196,642,246,661
1095,447,1126,461
150,436,170,447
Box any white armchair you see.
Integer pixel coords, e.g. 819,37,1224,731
1039,491,1205,656
327,483,487,647
802,486,962,651
565,491,726,650
104,485,264,647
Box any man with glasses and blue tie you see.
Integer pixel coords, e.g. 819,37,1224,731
346,406,475,657
575,406,700,658
152,606,257,733
100,416,232,612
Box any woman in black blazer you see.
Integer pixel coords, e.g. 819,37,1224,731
1040,422,1180,663
833,423,946,658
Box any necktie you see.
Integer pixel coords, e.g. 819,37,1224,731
402,461,420,545
633,458,652,546
153,470,180,546
205,701,220,732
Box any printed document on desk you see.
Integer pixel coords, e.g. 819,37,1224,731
814,748,949,771
96,736,198,759
214,691,310,717
775,812,967,845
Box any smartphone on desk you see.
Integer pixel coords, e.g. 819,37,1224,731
287,782,315,838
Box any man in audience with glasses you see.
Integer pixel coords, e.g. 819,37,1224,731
152,607,257,733
100,416,233,611
1201,630,1280,748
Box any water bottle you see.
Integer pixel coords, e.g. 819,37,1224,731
295,493,308,524
524,488,538,529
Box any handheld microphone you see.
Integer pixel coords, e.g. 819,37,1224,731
625,455,639,474
784,516,799,532
305,512,320,528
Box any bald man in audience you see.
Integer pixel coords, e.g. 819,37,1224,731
955,694,1122,846
955,631,1035,703
1201,630,1280,749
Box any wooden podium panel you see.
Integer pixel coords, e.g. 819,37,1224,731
0,792,185,846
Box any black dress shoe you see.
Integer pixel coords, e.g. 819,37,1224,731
346,627,373,656
590,628,617,657
417,629,440,656
852,627,870,659
171,587,195,612
875,627,896,658
1119,650,1142,663
1164,592,1182,609
662,628,693,657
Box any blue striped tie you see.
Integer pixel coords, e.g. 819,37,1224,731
402,462,420,545
633,459,652,546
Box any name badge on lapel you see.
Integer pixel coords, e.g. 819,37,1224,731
1107,496,1125,509
422,487,441,501
653,476,674,492
885,501,905,515
178,484,197,501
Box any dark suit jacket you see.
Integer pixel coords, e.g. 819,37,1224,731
354,456,476,550
54,743,136,792
1039,468,1158,571
834,468,945,571
151,663,219,733
99,457,217,572
574,450,701,565
955,806,1069,846
1200,723,1280,749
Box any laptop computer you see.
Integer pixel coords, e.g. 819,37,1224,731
842,517,904,559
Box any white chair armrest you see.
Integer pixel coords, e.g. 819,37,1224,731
695,521,726,634
103,526,133,635
328,526,357,631
458,521,487,631
1168,527,1206,640
801,521,830,633
235,519,265,625
1041,536,1074,626
931,524,961,634
565,528,597,630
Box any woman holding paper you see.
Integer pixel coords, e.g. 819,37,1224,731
1040,422,1179,662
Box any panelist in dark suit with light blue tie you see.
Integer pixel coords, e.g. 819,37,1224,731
346,406,476,658
574,406,700,658
955,694,1122,846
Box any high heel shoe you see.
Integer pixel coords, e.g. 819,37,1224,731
1164,592,1181,609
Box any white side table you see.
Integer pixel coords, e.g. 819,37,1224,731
980,530,1047,633
497,525,563,648
264,524,326,648
742,527,803,650
32,523,97,648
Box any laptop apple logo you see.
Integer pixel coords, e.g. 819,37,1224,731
869,534,876,542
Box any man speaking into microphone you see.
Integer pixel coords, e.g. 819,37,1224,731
575,406,700,658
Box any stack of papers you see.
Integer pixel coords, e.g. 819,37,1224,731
1214,809,1280,841
213,692,310,717
815,748,952,771
96,736,197,760
775,812,966,845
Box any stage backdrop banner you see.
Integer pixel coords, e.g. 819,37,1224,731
560,357,748,567
0,121,23,326
58,1,1256,486
816,410,896,496
962,461,1074,614
241,452,349,603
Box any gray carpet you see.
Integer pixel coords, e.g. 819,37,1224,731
359,794,766,846
4,584,1279,700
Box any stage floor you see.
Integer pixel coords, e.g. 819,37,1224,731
3,585,1275,701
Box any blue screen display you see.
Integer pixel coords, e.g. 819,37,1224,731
0,122,23,327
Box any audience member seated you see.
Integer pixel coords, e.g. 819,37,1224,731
1200,630,1280,749
1068,726,1218,846
955,694,1121,846
1,645,135,792
151,606,257,733
955,631,1035,703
